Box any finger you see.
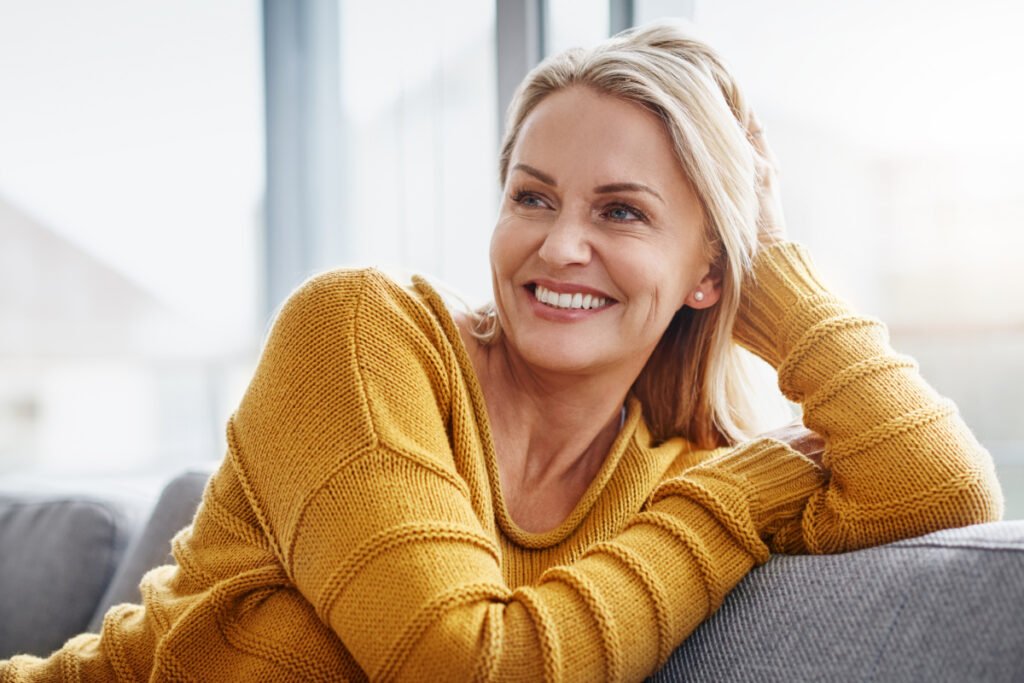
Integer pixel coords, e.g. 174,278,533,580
746,111,767,147
745,111,779,168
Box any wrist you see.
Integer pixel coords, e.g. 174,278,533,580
734,242,839,365
649,438,825,556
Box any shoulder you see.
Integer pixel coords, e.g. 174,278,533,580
233,267,462,486
276,266,460,408
247,267,461,412
272,267,411,328
267,267,456,356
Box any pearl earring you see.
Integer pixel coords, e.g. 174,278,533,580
694,291,705,302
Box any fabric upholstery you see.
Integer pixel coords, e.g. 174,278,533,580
0,496,133,659
648,521,1024,682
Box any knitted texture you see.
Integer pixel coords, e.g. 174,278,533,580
1,243,1002,682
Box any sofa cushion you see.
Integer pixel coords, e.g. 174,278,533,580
649,521,1024,682
0,495,134,659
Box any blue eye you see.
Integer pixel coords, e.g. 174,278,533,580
605,204,647,222
512,190,548,209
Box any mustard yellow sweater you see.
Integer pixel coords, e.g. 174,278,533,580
1,243,1002,682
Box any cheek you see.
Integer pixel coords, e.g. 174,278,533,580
615,244,698,312
490,216,537,276
489,221,514,277
652,273,689,315
608,244,676,296
488,229,501,274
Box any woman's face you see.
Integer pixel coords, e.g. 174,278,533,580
490,85,721,380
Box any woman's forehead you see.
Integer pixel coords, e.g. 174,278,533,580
511,87,690,193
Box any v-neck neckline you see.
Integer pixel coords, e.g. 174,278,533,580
411,274,643,549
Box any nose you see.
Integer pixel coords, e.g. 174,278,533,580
537,211,592,267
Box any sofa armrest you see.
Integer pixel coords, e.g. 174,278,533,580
650,521,1024,682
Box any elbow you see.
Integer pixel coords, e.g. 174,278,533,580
936,423,1006,528
380,598,548,683
365,601,497,683
950,462,1004,526
895,462,1005,543
803,462,1005,555
935,440,1006,529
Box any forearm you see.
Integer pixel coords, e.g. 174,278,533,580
510,495,756,682
391,495,756,683
735,242,1003,552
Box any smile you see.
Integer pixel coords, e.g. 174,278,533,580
532,284,611,310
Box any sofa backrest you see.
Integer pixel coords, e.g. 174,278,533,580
87,468,212,632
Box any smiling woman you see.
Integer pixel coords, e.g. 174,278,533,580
1,21,1003,683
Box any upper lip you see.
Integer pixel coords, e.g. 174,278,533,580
528,278,616,301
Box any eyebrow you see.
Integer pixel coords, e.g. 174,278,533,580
511,163,557,186
510,163,664,203
594,182,664,203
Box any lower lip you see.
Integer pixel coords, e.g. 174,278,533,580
525,286,615,321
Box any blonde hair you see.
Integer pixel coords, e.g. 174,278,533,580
477,22,765,449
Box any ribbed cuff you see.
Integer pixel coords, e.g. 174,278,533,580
734,242,842,366
650,438,825,548
716,438,826,531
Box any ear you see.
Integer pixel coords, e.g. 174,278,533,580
685,263,723,310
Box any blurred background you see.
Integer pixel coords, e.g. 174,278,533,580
1,0,1021,517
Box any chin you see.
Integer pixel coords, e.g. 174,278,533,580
512,337,613,375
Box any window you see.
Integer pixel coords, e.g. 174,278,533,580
335,0,498,306
0,1,263,481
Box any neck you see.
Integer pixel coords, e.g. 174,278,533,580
472,332,637,486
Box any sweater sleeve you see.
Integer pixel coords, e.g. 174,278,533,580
228,269,824,682
733,242,1004,554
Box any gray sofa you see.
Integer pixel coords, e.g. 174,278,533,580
2,468,1023,682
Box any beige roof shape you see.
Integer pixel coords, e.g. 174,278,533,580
0,193,172,356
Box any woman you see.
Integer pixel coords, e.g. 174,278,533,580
1,22,1002,683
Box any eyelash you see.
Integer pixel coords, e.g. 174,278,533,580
510,188,649,223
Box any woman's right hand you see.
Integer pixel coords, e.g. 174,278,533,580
746,111,787,247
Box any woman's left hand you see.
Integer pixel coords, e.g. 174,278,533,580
747,111,787,247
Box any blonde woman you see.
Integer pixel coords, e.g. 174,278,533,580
1,22,1002,682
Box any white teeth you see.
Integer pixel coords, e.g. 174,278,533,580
534,285,609,310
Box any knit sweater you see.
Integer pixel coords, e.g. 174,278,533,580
1,242,1002,682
